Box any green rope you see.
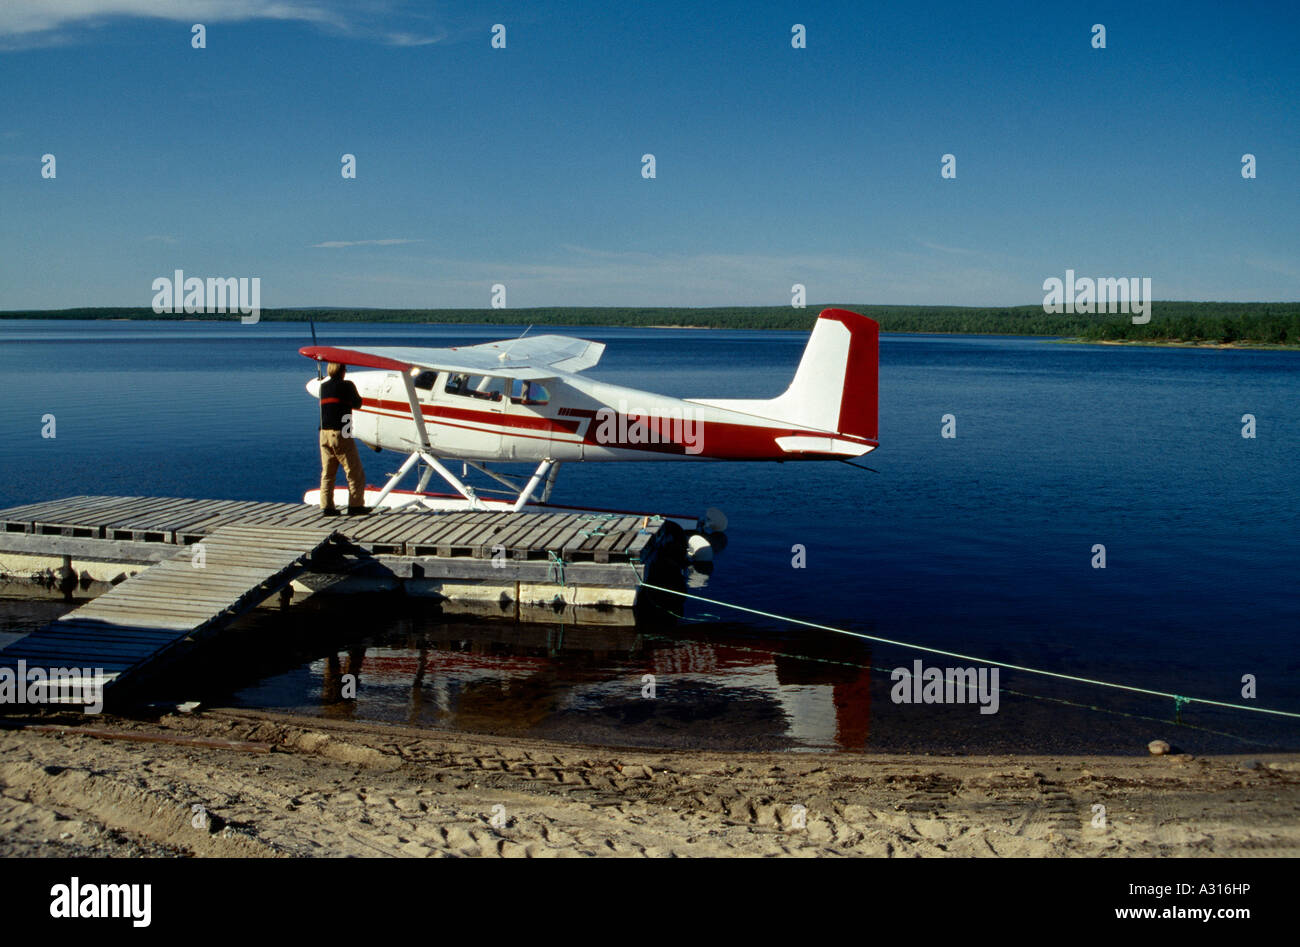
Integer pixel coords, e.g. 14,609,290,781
547,625,565,657
635,580,1300,722
637,629,1279,748
634,595,1277,745
578,512,621,538
546,550,566,588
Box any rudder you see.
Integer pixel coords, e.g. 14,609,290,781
780,308,878,442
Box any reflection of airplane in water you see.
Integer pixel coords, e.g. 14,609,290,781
311,619,874,751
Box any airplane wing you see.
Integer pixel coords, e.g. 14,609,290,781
299,334,605,380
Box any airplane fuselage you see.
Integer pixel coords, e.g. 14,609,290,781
330,370,876,464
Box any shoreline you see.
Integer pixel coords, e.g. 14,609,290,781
2,707,1297,857
1054,337,1300,351
2,315,1295,349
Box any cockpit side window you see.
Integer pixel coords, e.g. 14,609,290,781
411,370,438,390
444,373,504,401
509,379,550,405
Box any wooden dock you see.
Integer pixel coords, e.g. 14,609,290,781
0,495,665,566
0,496,686,650
0,495,682,700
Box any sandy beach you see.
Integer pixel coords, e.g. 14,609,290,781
2,708,1297,858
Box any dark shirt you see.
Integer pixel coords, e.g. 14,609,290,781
319,378,362,431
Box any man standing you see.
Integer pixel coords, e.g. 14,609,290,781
318,362,368,516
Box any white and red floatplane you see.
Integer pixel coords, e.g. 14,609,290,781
299,307,878,545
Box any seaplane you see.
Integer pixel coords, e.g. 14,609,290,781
299,307,879,543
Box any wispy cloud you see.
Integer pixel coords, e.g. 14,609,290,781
1242,255,1300,283
916,239,981,257
311,238,423,249
328,244,1036,308
0,1,445,51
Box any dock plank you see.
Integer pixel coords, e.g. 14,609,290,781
532,515,588,557
401,512,477,547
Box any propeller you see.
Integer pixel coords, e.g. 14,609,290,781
309,320,323,380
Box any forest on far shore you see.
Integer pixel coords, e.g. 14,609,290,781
4,302,1298,345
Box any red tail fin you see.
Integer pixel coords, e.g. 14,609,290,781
816,308,878,442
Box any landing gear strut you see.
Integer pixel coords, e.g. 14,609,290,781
368,370,559,512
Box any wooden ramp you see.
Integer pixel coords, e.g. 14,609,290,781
0,523,340,700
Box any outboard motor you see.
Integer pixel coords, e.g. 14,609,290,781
684,506,728,572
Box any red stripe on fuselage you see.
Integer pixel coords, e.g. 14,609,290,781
365,397,583,434
359,399,876,459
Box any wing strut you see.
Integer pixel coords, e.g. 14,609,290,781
369,372,488,510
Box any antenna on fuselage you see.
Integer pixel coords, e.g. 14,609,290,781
497,324,533,363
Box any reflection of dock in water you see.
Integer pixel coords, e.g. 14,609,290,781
299,619,874,751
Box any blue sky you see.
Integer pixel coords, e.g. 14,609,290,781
1,0,1297,309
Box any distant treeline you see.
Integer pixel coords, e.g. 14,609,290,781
4,303,1299,344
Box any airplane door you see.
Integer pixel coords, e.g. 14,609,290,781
435,373,505,460
374,373,418,452
502,378,565,462
520,379,586,461
374,370,449,454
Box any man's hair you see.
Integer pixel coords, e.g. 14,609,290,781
327,362,346,378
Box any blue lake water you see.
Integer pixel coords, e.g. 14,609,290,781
1,320,1297,753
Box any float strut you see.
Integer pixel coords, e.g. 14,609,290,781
512,459,554,512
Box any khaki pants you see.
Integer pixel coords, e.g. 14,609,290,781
319,430,366,510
